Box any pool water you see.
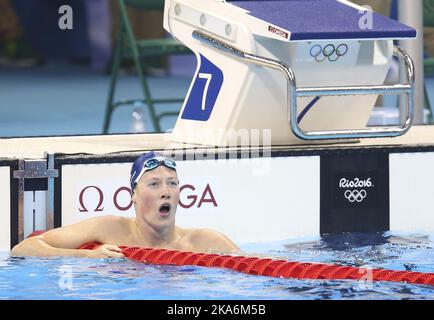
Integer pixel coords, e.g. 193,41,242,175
1,232,434,300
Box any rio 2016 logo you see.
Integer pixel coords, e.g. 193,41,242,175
310,44,348,63
343,189,367,203
78,183,218,213
339,177,374,203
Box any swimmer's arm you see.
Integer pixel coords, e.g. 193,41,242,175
10,216,123,258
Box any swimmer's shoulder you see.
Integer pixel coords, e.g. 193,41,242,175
104,215,134,231
180,227,240,254
188,228,232,244
184,227,217,239
83,215,134,244
86,215,131,227
82,215,133,236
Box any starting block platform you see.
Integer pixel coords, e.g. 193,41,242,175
164,0,416,145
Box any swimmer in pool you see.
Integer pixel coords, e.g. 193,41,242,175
11,151,240,258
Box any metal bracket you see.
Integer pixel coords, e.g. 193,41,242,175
13,155,58,242
193,30,415,140
13,160,58,180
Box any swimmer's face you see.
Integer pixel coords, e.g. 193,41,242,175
132,165,180,229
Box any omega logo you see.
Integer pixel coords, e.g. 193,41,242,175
79,186,133,212
78,183,218,213
178,184,218,209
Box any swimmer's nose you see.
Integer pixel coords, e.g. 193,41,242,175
160,185,171,199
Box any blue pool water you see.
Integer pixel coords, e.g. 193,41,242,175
1,232,434,300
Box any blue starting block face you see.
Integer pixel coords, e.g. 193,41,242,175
181,54,224,121
228,0,416,40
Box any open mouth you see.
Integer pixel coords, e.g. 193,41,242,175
159,203,171,216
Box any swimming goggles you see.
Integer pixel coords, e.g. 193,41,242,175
143,157,177,172
132,156,177,191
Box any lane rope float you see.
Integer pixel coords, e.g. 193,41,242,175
27,231,434,286
80,242,434,287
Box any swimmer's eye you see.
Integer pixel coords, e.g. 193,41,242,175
169,181,179,187
149,182,160,188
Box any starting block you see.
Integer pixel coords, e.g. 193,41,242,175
164,0,417,146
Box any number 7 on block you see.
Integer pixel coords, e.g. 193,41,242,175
198,72,212,111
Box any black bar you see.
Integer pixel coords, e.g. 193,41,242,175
9,161,19,248
54,158,62,228
320,152,390,234
24,178,48,191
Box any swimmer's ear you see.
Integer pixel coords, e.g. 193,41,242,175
131,191,137,203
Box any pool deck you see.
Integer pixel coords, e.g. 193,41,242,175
0,125,433,159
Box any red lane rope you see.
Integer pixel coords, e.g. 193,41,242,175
80,242,434,286
26,231,434,286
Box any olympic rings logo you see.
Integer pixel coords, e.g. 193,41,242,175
344,189,367,203
309,44,349,62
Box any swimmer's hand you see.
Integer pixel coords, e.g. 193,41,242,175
84,244,125,259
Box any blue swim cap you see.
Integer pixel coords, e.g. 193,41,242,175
130,151,177,192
